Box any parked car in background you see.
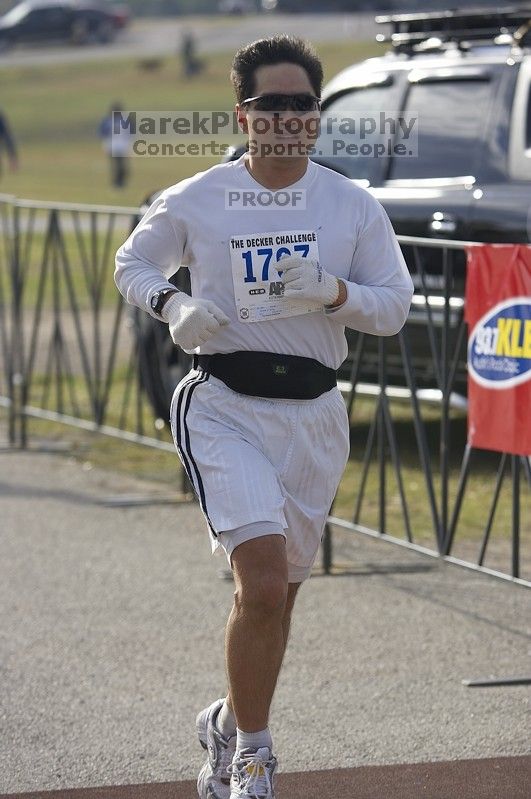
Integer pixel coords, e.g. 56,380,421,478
0,0,129,50
312,5,531,389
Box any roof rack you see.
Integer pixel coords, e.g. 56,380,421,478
375,6,531,53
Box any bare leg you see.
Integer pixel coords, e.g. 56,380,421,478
225,578,302,720
282,581,302,650
224,535,290,732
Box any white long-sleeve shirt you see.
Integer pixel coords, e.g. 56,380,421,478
115,155,413,370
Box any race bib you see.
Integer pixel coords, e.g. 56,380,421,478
229,229,321,323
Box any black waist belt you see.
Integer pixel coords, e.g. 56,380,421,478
193,351,337,400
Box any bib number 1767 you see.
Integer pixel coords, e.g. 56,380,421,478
242,244,310,283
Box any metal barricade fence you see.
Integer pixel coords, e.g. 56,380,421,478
0,196,179,449
0,195,528,586
327,236,529,587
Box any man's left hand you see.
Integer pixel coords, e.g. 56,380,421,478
279,255,340,307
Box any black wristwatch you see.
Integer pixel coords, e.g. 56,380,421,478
150,289,178,318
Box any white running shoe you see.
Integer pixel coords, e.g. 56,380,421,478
196,698,237,799
228,747,277,799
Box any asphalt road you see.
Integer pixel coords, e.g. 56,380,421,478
1,445,530,793
0,13,380,69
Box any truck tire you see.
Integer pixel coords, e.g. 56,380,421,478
132,250,193,422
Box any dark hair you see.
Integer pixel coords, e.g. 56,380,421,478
230,35,323,104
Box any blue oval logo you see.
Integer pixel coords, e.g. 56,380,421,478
468,298,531,389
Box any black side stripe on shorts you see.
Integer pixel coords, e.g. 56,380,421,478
175,371,217,536
173,373,201,492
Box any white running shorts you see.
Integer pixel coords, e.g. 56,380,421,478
170,369,350,582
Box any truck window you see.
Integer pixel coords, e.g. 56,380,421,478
389,79,493,180
318,82,400,184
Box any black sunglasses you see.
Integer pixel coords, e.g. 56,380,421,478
241,93,321,113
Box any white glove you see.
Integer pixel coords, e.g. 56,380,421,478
279,255,340,307
161,292,229,351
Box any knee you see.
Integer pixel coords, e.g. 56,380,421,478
235,574,288,619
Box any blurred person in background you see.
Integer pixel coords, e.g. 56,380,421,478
180,30,204,78
0,108,18,180
98,101,130,188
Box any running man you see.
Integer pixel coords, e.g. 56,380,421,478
115,35,413,799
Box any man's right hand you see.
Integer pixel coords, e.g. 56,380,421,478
161,293,229,351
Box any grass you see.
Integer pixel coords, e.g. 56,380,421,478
1,407,182,487
0,39,385,205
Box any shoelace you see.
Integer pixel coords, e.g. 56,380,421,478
227,750,272,797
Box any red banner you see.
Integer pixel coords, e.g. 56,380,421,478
465,244,531,456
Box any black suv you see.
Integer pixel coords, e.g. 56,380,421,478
311,6,531,389
135,7,531,418
318,7,530,240
0,0,125,50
